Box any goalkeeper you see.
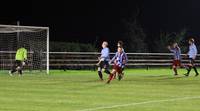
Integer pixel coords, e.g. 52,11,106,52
9,45,28,76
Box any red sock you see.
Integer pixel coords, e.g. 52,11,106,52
113,74,116,79
173,68,177,74
109,73,114,81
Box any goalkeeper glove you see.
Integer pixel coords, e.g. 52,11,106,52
23,60,28,66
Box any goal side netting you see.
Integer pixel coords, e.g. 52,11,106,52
0,25,49,74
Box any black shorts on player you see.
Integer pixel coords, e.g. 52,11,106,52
184,58,199,76
10,60,23,75
99,60,109,69
97,60,111,80
98,60,110,74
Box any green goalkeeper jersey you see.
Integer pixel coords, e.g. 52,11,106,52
15,48,27,61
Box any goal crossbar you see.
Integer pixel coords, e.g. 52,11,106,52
0,24,49,74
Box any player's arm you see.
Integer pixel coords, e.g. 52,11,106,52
96,57,101,66
193,46,198,59
167,46,175,53
122,54,127,65
109,53,117,64
24,49,27,60
23,49,28,66
96,56,104,66
96,53,105,66
124,52,128,63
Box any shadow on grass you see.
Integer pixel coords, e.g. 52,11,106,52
158,75,188,80
71,83,107,91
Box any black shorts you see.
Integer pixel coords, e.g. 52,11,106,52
99,60,109,69
14,60,22,67
189,58,195,65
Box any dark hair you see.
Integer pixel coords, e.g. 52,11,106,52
118,46,123,49
118,41,123,47
189,38,195,43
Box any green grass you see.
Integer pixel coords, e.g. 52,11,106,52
0,68,200,111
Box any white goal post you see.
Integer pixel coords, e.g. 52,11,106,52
0,24,49,74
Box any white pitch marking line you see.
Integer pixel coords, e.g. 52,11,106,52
77,96,200,111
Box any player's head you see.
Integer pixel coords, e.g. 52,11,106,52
117,41,123,47
118,46,123,54
172,42,178,48
102,41,108,48
189,38,195,45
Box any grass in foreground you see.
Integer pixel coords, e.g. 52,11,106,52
0,68,200,111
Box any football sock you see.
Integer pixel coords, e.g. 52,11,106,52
11,69,16,74
19,70,22,75
98,71,103,80
187,66,192,74
173,68,177,75
193,66,199,74
109,73,114,81
104,69,111,74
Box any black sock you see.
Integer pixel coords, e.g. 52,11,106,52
11,69,16,74
173,68,177,75
193,67,199,74
19,70,22,75
98,71,103,80
104,69,111,74
187,66,192,74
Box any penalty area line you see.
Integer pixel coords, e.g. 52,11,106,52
77,96,200,111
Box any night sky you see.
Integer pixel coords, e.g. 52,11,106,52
1,0,200,43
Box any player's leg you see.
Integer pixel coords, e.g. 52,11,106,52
184,58,193,76
114,65,125,80
107,69,116,84
98,67,103,80
191,59,199,76
118,68,123,81
113,73,117,79
97,61,104,80
107,64,120,84
121,66,125,77
173,65,178,75
10,60,18,75
193,66,199,76
172,60,178,75
16,61,23,76
104,61,111,74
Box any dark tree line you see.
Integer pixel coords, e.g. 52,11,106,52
50,42,97,52
50,10,200,53
120,9,199,53
50,28,200,53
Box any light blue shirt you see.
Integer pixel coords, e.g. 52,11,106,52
100,47,110,61
188,43,197,58
169,47,181,60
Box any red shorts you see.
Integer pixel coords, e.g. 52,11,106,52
172,60,181,66
113,65,122,74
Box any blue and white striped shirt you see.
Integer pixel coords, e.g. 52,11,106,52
100,47,110,61
111,52,127,67
114,48,128,63
188,43,197,59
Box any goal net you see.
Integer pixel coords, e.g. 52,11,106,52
0,25,49,74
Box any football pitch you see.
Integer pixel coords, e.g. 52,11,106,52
0,68,200,111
